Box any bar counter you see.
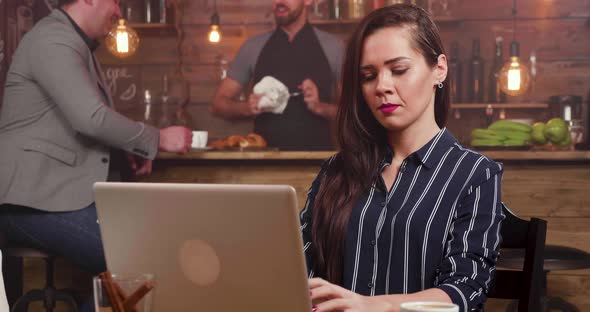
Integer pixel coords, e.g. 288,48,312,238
140,149,590,310
155,150,590,161
142,150,590,218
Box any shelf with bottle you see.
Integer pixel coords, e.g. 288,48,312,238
122,0,176,33
450,103,548,109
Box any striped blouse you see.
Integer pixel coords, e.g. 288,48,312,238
300,128,504,312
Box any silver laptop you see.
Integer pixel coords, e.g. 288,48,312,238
94,182,312,311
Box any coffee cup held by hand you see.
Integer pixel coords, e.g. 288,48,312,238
191,131,208,149
400,302,459,312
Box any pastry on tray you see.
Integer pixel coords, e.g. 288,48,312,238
208,133,268,149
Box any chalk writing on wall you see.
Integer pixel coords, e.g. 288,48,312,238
104,65,141,111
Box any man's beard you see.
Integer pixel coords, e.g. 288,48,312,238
274,3,304,26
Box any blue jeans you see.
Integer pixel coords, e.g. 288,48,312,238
0,203,106,311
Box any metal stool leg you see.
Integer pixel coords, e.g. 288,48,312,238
3,254,23,307
43,257,56,312
11,289,43,312
54,291,78,312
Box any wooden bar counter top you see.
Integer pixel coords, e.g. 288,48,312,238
155,150,590,161
138,149,590,310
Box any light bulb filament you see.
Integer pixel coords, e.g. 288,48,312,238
209,25,221,43
507,62,521,91
116,31,129,53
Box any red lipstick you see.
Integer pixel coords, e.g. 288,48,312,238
378,103,400,113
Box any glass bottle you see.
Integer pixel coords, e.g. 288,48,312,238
143,89,158,126
144,0,160,23
168,73,193,128
488,37,507,103
448,41,463,103
328,0,342,19
174,103,193,129
528,49,537,101
125,0,145,23
312,0,330,19
348,0,366,19
384,0,405,5
157,74,172,128
467,39,485,103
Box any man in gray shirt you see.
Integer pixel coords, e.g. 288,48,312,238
211,0,344,150
0,0,192,305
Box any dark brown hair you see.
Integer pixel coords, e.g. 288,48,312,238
311,4,450,284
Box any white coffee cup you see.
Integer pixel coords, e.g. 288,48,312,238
191,131,208,149
400,302,459,312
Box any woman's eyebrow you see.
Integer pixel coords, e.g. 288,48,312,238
360,57,411,71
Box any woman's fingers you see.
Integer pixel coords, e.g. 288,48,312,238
310,284,343,301
314,298,351,312
309,277,329,288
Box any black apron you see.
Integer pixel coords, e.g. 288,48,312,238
252,24,335,151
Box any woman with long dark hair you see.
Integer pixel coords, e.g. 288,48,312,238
301,4,504,311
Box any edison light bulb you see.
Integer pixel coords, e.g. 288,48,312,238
106,19,139,58
498,42,530,97
208,25,221,43
116,31,129,53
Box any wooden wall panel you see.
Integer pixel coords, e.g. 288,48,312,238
102,0,589,138
447,0,589,19
0,0,7,107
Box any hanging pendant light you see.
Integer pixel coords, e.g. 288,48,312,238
498,0,530,96
106,18,140,58
208,0,221,43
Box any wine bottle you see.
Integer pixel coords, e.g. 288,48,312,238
143,89,158,126
329,0,341,19
467,39,484,103
144,0,160,23
488,37,506,103
158,75,172,128
348,0,366,19
449,41,463,103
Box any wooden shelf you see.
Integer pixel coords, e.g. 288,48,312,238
129,23,174,29
311,16,462,25
450,103,548,109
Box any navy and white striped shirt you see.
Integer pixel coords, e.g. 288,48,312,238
300,128,504,311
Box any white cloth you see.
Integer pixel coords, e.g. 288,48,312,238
0,251,8,312
253,76,290,114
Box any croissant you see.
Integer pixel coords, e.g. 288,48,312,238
208,133,267,149
245,133,267,147
225,135,245,147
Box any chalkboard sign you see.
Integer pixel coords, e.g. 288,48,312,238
103,65,142,113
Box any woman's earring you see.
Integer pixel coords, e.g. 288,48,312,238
437,82,444,89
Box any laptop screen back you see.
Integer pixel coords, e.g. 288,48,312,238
94,182,311,312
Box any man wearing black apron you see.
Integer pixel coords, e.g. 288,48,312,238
211,0,344,151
